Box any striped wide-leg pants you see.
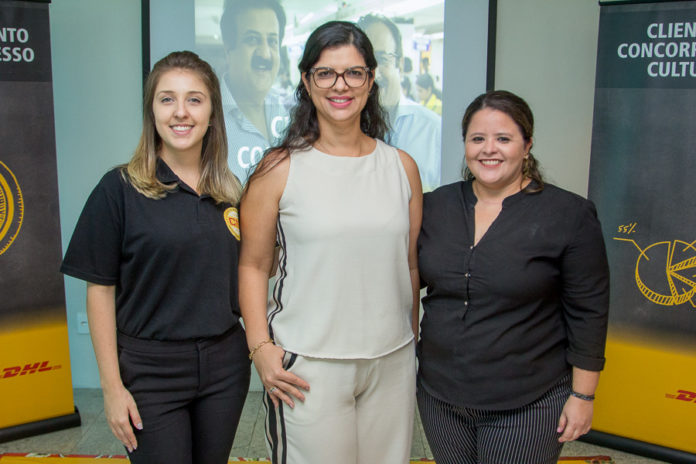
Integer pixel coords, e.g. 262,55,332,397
416,373,571,464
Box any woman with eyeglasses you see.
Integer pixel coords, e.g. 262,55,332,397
238,21,422,464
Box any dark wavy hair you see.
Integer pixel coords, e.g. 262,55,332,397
461,90,544,193
247,20,388,182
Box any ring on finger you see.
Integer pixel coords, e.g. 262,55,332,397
268,386,278,394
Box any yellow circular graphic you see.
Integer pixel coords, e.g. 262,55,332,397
0,161,24,255
634,240,696,307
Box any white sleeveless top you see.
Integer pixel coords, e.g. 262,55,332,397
268,139,414,359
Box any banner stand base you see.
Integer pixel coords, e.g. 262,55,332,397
0,407,81,444
582,430,696,464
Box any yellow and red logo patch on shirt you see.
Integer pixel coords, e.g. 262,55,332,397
224,207,240,241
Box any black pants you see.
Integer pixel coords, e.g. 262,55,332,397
417,373,571,464
117,324,251,464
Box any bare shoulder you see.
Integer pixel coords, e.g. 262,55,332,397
396,148,422,193
255,148,291,180
245,148,291,201
396,148,419,175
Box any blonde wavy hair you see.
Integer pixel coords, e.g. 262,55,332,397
125,51,242,205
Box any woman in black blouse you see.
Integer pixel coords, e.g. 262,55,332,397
417,90,609,464
61,51,250,463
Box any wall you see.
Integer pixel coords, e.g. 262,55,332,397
51,0,142,387
440,0,490,185
494,0,600,196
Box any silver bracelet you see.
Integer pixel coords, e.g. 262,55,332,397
570,390,595,401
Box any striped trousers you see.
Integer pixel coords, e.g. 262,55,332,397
416,373,570,464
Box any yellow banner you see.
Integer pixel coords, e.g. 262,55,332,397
0,2,77,439
588,2,696,459
593,333,696,454
0,322,75,429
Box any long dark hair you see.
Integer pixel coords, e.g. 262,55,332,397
247,21,388,183
461,90,544,193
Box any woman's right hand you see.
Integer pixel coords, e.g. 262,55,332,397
85,283,142,453
239,154,309,409
103,383,142,453
253,343,310,409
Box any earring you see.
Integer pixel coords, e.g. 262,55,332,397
522,156,531,176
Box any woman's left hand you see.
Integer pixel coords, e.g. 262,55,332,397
556,396,593,442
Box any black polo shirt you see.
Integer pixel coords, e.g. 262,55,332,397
417,180,609,410
61,160,241,340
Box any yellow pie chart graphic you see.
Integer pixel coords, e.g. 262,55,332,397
0,161,24,255
629,239,696,308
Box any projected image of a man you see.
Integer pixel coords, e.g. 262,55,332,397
358,14,441,191
220,0,289,180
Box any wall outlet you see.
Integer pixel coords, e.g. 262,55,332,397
77,312,89,334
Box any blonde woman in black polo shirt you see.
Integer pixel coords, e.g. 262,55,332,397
417,90,609,464
61,51,250,464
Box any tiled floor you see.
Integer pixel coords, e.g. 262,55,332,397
0,389,667,463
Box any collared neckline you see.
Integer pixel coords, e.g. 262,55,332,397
220,74,246,125
155,157,179,184
155,157,206,197
461,179,540,209
221,73,284,126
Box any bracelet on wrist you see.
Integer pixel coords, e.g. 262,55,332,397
570,390,595,401
248,338,274,360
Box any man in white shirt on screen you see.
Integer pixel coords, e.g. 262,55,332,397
358,13,442,191
220,0,289,182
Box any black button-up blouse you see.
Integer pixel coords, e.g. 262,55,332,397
417,180,609,410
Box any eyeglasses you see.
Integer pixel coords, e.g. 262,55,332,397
308,66,372,89
374,51,399,68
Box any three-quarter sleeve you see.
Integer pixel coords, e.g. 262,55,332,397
561,199,610,371
60,169,124,285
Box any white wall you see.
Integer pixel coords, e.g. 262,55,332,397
51,0,142,388
440,0,490,185
494,0,600,196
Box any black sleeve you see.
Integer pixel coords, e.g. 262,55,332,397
417,191,433,289
60,169,125,285
561,198,610,371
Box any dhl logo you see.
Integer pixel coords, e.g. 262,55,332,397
1,360,61,379
665,389,696,403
